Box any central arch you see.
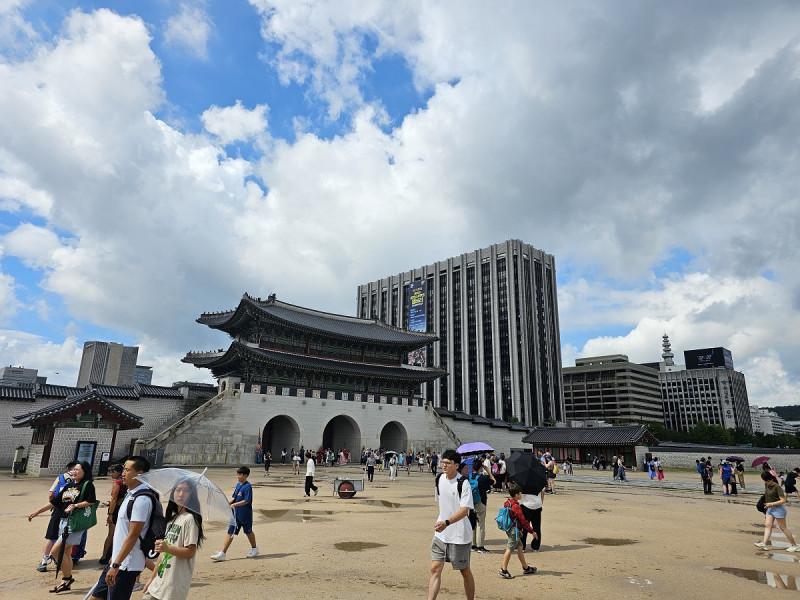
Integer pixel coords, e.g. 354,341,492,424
322,415,362,452
263,415,300,457
379,421,408,451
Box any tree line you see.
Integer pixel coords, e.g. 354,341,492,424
646,421,800,449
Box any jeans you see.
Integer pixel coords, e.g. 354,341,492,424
367,466,375,482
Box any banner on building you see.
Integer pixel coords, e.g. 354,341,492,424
408,280,427,366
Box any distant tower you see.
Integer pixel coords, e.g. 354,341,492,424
661,333,674,366
76,341,139,387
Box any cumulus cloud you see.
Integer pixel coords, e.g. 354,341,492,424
164,2,213,60
2,223,63,269
1,3,799,407
0,331,82,384
201,101,269,144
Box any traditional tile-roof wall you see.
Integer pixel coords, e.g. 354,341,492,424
522,425,657,446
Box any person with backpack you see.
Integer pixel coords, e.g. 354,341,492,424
497,482,537,579
468,460,492,553
33,461,77,572
142,478,205,600
428,449,475,600
88,456,154,600
28,460,96,593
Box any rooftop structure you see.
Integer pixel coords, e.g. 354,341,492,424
184,293,444,400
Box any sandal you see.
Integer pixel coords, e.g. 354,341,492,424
50,576,74,593
523,565,538,575
499,569,514,579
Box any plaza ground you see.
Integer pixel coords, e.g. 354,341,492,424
3,463,799,598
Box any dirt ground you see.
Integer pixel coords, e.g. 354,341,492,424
3,464,799,599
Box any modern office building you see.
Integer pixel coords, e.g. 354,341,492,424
0,366,40,386
356,239,564,426
563,355,663,424
750,405,796,435
134,365,153,385
657,335,751,433
76,341,139,388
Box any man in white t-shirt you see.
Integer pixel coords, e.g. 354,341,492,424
90,456,153,600
428,449,475,600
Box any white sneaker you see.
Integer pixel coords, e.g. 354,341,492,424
247,547,260,558
754,542,770,550
210,551,227,561
787,546,800,552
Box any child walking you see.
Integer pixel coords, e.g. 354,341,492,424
210,466,259,561
499,483,538,579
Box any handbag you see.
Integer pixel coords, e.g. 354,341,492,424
756,495,767,514
67,481,99,532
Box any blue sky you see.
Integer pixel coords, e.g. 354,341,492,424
1,1,799,407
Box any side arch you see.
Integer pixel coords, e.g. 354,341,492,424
379,420,408,451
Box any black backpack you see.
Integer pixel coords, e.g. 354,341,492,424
435,474,478,530
126,488,166,559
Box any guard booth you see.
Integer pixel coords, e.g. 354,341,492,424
11,389,143,477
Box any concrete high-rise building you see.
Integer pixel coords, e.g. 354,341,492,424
563,355,663,424
357,239,564,426
76,341,139,388
657,335,751,433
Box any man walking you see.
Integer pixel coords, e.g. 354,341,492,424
469,460,492,553
428,449,475,600
89,456,153,600
304,452,319,497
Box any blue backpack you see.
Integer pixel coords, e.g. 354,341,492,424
53,473,71,496
467,473,482,506
495,504,516,533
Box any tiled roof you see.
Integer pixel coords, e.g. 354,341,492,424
0,385,35,400
198,293,437,347
135,383,184,398
522,425,658,446
87,384,140,398
184,342,445,383
12,389,142,429
37,384,84,398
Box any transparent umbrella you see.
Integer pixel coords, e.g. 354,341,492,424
135,467,235,526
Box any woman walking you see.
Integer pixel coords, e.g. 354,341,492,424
99,464,126,565
755,471,800,552
28,461,96,593
142,479,205,600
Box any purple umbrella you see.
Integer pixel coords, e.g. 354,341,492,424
726,455,745,463
457,442,494,456
752,456,771,467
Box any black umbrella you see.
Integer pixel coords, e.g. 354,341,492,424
505,451,548,495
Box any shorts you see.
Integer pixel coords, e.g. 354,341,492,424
93,564,141,599
45,511,62,541
767,505,788,519
58,518,84,545
430,537,471,571
228,520,253,535
506,528,522,551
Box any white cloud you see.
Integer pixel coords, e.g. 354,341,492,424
1,4,799,405
0,331,82,385
2,223,63,269
201,101,269,144
164,3,212,60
